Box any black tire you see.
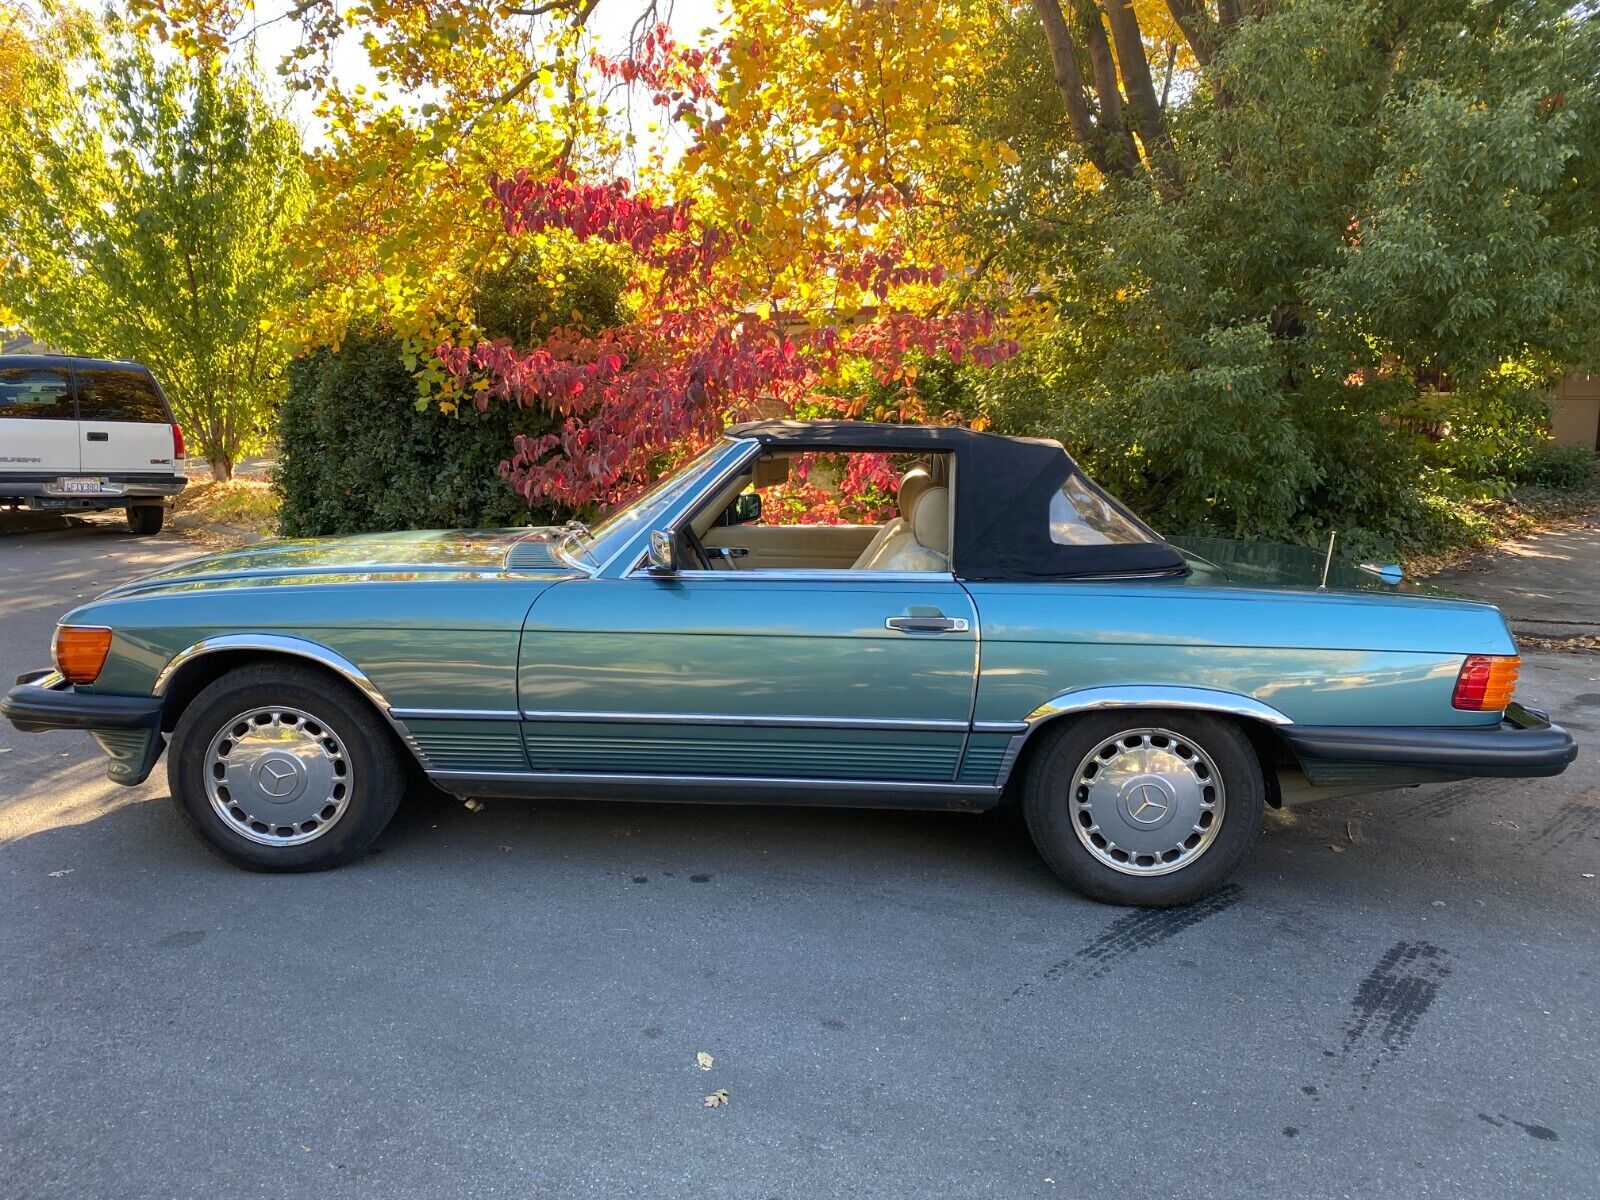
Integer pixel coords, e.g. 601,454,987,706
128,505,164,535
1020,709,1265,907
167,662,406,871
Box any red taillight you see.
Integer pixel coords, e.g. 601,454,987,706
53,626,113,685
171,423,186,460
1452,654,1520,711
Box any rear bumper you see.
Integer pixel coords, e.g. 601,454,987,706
1281,703,1578,782
1,473,186,509
2,670,165,785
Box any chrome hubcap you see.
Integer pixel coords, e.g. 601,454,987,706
205,706,352,846
1069,727,1224,876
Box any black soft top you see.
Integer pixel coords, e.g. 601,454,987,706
726,420,1187,580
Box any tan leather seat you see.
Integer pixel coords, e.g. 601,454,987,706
850,468,933,569
857,485,949,572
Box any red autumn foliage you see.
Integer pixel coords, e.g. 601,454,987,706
438,169,1018,509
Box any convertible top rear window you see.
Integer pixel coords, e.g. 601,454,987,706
1050,475,1153,546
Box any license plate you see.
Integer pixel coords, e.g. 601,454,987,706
58,476,107,494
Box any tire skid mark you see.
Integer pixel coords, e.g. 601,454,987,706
1010,884,1242,998
1528,800,1600,849
1389,779,1518,827
1340,940,1451,1077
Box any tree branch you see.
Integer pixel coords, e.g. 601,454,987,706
1162,0,1218,67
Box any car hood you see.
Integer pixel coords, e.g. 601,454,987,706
99,528,576,598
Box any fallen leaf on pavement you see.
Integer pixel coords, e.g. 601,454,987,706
696,1051,714,1071
703,1089,729,1109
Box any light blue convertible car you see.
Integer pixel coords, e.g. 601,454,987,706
2,421,1577,906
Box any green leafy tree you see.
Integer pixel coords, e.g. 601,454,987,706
0,13,307,479
964,0,1600,554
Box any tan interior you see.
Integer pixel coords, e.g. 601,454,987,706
690,451,952,572
702,523,878,569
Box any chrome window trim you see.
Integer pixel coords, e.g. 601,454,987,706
151,634,433,768
1022,684,1294,726
591,439,762,579
623,568,963,584
518,709,971,733
390,707,523,722
430,768,999,796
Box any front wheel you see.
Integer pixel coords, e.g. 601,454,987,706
167,663,405,871
1020,710,1265,907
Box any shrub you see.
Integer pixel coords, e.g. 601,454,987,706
1516,443,1598,491
277,332,563,536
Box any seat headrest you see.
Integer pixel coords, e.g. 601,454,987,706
897,468,933,520
912,486,950,555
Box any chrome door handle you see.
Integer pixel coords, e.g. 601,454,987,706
885,615,969,633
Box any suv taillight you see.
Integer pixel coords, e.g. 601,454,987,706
1452,654,1520,711
171,423,186,461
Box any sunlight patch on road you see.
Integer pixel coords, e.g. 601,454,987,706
0,756,155,848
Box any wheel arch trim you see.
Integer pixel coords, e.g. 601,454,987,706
152,634,431,767
994,685,1294,787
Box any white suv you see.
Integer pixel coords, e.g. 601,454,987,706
0,355,186,534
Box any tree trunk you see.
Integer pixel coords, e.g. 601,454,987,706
209,454,234,483
1031,0,1105,161
1099,0,1183,196
1073,0,1137,175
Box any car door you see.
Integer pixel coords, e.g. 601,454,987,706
0,363,79,479
518,571,980,785
74,366,180,476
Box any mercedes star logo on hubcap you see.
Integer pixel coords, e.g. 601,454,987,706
255,757,302,800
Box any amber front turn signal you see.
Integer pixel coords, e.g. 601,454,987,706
1452,654,1520,712
53,625,114,685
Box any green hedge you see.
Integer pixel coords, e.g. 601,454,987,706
277,332,559,536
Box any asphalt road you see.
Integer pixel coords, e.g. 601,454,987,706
2,512,1597,1199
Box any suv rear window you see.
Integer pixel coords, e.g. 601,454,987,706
0,366,75,420
76,368,171,423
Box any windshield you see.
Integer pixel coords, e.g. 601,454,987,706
564,441,734,567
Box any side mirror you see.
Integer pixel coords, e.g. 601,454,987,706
730,493,762,525
647,529,677,574
1358,561,1404,586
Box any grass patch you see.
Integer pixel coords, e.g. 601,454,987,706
172,477,280,544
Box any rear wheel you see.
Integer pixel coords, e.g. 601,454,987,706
167,663,405,871
1020,709,1265,907
127,504,164,535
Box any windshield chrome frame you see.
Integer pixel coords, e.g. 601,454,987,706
588,437,763,579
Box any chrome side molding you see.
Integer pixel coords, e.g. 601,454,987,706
427,768,1001,810
517,709,972,733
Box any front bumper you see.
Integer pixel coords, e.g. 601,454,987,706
1281,703,1579,784
2,669,166,785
